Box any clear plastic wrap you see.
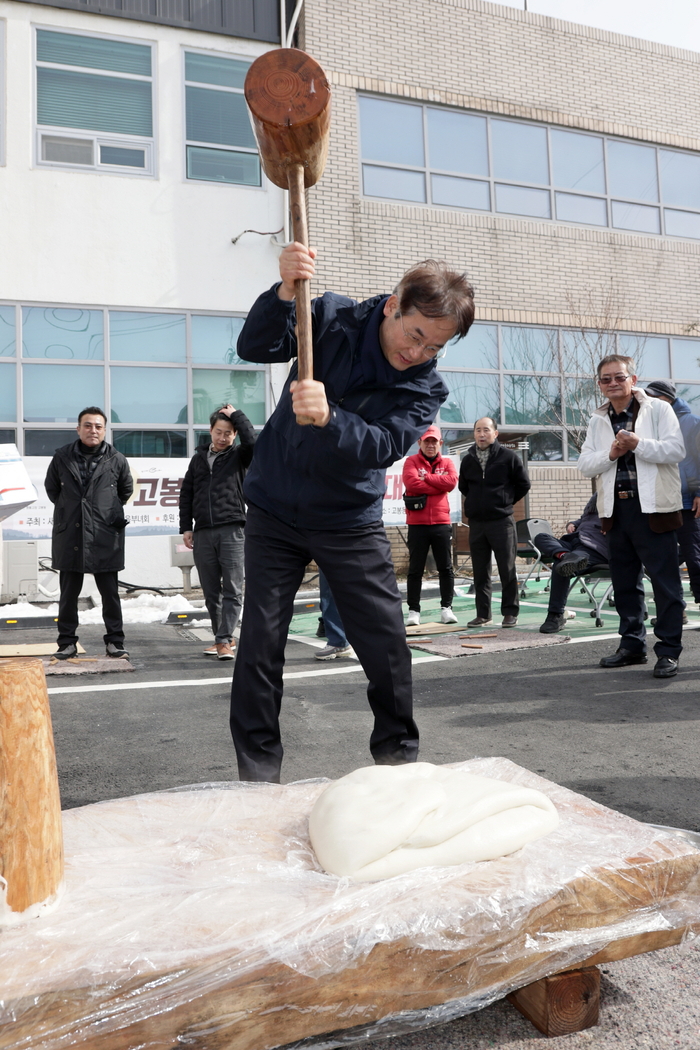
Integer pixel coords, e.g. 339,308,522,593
1,757,699,1050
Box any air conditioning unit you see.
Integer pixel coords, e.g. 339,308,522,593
1,541,40,603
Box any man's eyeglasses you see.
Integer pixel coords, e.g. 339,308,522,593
398,314,446,361
598,374,631,385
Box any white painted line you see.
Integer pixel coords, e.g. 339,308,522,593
47,653,447,696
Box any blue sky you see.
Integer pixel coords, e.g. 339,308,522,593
500,0,700,52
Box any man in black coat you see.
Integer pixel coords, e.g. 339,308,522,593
45,407,133,660
459,417,531,628
179,404,256,661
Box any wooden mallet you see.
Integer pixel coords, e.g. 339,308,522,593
245,49,331,425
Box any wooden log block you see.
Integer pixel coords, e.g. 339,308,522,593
507,965,600,1037
0,658,63,916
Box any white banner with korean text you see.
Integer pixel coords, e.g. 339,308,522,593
1,454,463,539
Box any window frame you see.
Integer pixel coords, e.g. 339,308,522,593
33,24,157,178
0,301,267,455
437,322,700,462
358,94,700,242
181,44,261,189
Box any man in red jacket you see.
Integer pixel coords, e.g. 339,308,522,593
402,425,459,626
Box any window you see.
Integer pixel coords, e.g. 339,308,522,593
184,51,260,186
3,303,264,455
36,28,154,176
437,323,700,461
359,96,700,240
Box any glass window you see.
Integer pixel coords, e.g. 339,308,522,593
0,364,16,420
607,141,658,202
672,339,700,379
23,364,104,421
185,52,248,89
0,429,17,445
495,184,550,219
36,31,152,170
112,430,187,457
659,150,700,210
23,308,103,359
676,383,700,412
611,201,660,234
24,430,75,455
363,165,425,202
564,376,599,427
550,130,605,194
621,335,670,378
502,327,557,372
110,367,187,424
438,372,500,427
504,375,560,425
427,109,488,175
0,306,15,357
191,315,245,364
561,329,616,373
431,175,489,211
192,369,265,425
664,209,700,240
109,313,186,362
443,324,498,370
359,97,424,167
184,52,258,186
555,192,607,227
36,30,151,75
185,86,255,150
186,147,260,186
527,432,563,461
491,121,548,185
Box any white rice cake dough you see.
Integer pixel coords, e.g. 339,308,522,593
309,762,559,881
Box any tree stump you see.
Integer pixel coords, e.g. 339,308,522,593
0,657,63,917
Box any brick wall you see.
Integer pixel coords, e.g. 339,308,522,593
300,0,700,332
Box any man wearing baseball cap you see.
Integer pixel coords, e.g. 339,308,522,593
402,425,459,626
645,380,700,609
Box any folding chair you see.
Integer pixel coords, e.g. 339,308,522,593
516,518,556,597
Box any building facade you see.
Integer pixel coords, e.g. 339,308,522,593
300,0,700,530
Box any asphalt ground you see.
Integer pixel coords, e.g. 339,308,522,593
7,584,700,1049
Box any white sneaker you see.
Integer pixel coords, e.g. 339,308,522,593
315,644,352,661
407,610,421,627
440,607,458,624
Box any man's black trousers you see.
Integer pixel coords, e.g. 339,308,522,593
468,516,519,619
607,499,684,659
230,504,418,783
406,523,454,611
677,508,700,602
57,570,124,647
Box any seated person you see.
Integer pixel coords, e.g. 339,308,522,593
535,495,609,634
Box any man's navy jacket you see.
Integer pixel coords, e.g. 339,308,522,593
237,285,449,530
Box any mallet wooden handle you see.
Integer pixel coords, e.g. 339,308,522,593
287,163,314,426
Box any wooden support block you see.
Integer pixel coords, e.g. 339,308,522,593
507,965,600,1037
461,643,483,649
459,633,498,639
0,658,64,916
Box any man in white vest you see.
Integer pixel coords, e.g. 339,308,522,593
578,355,685,678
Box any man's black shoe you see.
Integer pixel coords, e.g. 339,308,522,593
653,657,678,678
54,643,78,660
650,613,688,626
599,648,647,668
540,613,567,634
554,552,589,578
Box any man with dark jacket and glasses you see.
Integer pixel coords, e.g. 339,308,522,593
179,404,256,661
229,242,475,783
